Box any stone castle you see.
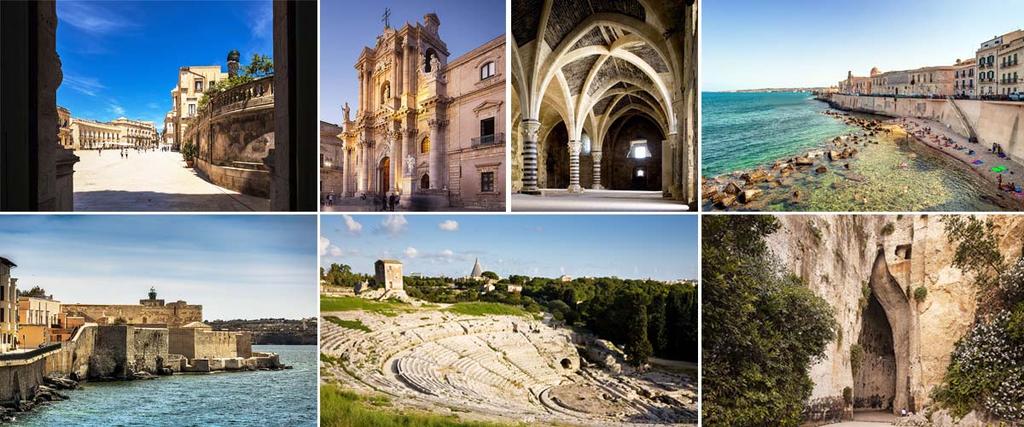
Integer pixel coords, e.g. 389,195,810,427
61,288,202,327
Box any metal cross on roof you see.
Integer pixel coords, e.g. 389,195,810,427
382,8,391,29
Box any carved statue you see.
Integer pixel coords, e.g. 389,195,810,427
343,102,351,122
405,155,415,174
430,56,442,77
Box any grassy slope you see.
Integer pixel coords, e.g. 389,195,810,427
320,296,413,317
443,302,529,317
323,316,372,332
320,384,511,427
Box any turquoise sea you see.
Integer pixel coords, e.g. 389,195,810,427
16,345,317,427
702,91,1009,211
702,91,855,177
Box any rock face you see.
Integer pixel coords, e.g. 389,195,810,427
765,215,1024,420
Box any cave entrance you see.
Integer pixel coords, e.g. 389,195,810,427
858,247,915,416
854,294,896,411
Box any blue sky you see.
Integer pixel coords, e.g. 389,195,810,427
56,0,273,132
0,216,316,320
320,215,698,281
320,0,505,125
703,0,1024,91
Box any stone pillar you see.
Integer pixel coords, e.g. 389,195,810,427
591,152,603,189
390,134,400,194
427,119,445,190
364,141,374,193
403,42,415,107
357,66,365,113
567,140,583,193
341,147,350,196
662,137,671,197
520,119,541,194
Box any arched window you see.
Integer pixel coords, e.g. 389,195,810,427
420,137,430,153
420,174,429,190
480,61,495,80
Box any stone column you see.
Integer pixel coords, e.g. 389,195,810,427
390,133,400,194
567,140,583,193
427,119,445,190
662,137,671,197
520,119,541,194
341,147,350,196
403,42,415,107
591,152,603,189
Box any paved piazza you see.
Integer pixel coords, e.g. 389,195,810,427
73,150,269,211
512,189,692,212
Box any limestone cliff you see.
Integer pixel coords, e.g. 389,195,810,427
766,215,1024,417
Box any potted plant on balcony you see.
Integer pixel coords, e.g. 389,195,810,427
182,141,197,168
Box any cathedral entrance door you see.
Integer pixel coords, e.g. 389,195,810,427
378,157,391,193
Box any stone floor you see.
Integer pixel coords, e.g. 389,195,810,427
512,189,691,212
73,150,269,211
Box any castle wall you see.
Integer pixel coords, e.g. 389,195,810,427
43,324,95,379
168,328,197,359
193,331,239,359
62,303,201,328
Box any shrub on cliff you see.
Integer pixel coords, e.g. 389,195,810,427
703,216,837,426
932,310,1024,421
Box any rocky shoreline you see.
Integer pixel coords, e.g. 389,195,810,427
0,374,79,423
703,112,891,209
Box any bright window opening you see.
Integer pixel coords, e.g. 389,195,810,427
629,140,650,159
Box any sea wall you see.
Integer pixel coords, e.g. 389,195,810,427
827,94,1024,164
0,346,59,403
89,326,169,379
766,215,1024,419
43,324,96,379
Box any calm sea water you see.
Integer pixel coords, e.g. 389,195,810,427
16,345,316,427
701,92,1013,211
702,92,856,177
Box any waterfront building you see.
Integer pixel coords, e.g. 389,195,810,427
335,14,506,210
70,118,122,150
870,65,954,97
62,288,202,328
57,106,73,149
954,58,976,97
165,65,229,151
110,117,158,148
838,68,877,95
976,30,1024,96
17,295,62,347
0,258,17,353
320,121,345,199
998,35,1022,95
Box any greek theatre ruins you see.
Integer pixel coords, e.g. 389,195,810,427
511,0,698,208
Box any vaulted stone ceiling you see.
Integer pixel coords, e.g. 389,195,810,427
511,0,683,149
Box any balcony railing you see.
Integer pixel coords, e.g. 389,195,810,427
201,75,274,119
471,132,504,147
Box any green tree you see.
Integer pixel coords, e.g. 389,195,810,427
621,292,652,366
481,271,499,280
702,215,836,426
17,286,48,298
244,53,274,77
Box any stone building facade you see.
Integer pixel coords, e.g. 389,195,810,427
320,121,345,199
870,65,955,97
169,322,252,360
976,30,1024,96
0,258,17,353
70,118,122,150
62,289,202,328
57,106,73,149
838,68,878,95
375,259,403,291
110,117,158,148
953,58,976,97
165,65,229,151
335,15,506,210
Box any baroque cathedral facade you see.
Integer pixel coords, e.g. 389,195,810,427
334,13,506,210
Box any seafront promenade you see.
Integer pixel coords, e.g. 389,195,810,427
898,117,1024,209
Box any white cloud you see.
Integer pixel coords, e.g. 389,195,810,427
63,74,105,96
438,220,459,231
108,103,125,117
318,236,331,256
58,1,137,35
440,249,454,258
403,247,418,258
342,215,363,234
379,215,408,236
319,236,343,258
